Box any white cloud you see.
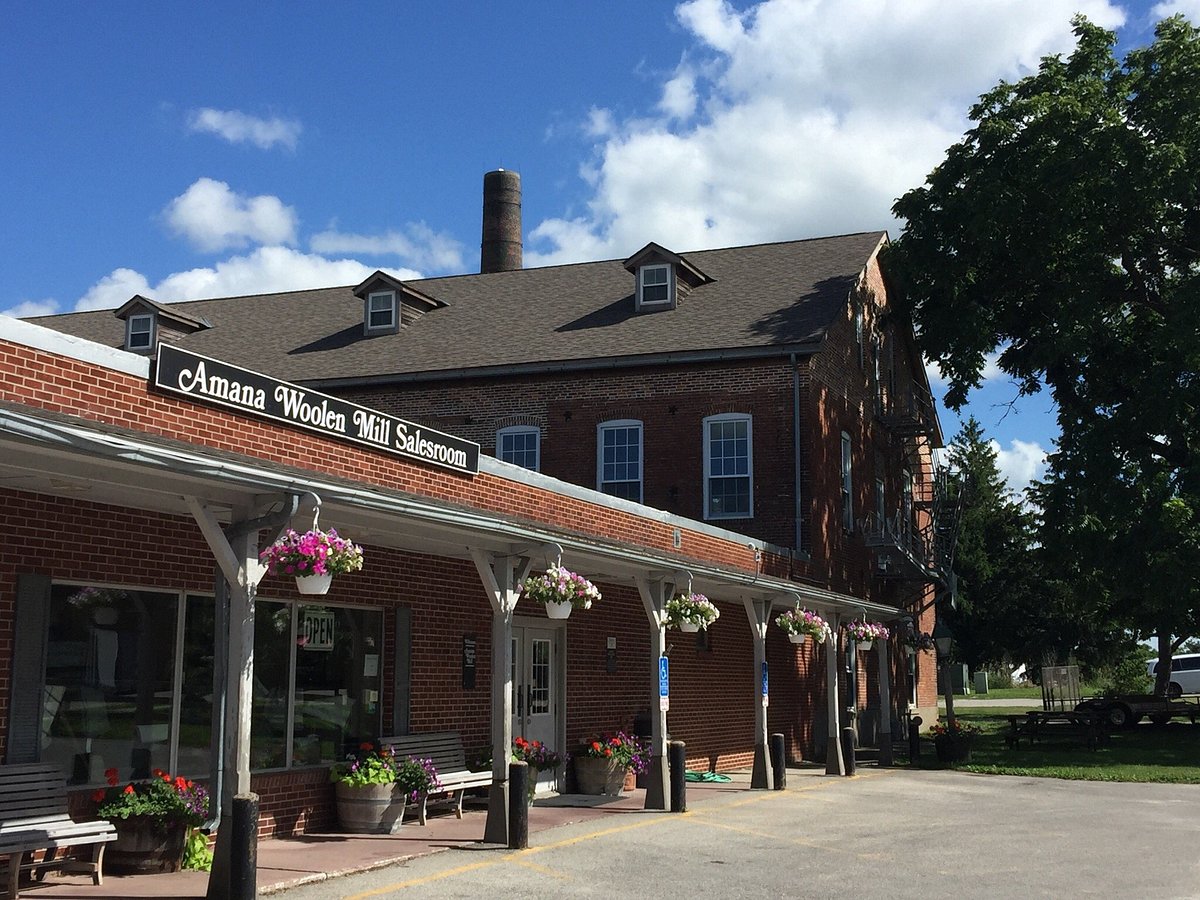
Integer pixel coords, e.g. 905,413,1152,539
1152,1,1200,20
73,247,422,310
310,223,465,273
527,0,1125,265
164,178,298,253
924,351,1005,388
990,438,1048,495
3,298,60,318
187,108,301,151
76,268,152,311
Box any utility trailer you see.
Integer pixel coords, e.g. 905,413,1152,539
1074,694,1200,728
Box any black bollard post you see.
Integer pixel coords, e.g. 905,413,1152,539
668,740,687,813
908,715,923,762
508,761,529,849
841,727,857,776
229,792,259,900
769,733,786,790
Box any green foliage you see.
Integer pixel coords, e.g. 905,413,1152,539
887,16,1200,668
1092,645,1154,696
926,709,1200,783
182,828,213,871
93,770,209,827
329,743,441,798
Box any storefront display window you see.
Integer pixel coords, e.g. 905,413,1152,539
44,585,178,785
41,583,382,782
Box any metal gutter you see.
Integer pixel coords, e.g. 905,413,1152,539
303,342,823,390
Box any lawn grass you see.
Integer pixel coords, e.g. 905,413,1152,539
960,684,1105,701
915,707,1200,783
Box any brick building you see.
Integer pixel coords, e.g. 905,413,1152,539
7,171,954,841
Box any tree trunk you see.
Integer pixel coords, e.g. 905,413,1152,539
1154,630,1174,696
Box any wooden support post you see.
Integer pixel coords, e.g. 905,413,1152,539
825,614,845,775
877,640,894,766
635,575,679,811
471,549,534,846
743,597,772,789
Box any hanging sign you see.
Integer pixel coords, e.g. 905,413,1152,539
761,661,769,707
153,344,480,475
301,609,336,651
659,656,670,712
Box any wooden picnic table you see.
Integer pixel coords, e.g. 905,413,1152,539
1005,709,1109,751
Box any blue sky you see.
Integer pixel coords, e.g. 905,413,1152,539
1,0,1182,492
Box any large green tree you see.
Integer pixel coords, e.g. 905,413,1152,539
886,16,1200,689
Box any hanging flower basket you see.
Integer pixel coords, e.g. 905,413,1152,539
260,527,364,595
775,607,831,644
521,565,601,620
901,626,936,655
665,592,719,632
843,619,889,651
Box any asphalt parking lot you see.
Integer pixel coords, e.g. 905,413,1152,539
273,768,1200,899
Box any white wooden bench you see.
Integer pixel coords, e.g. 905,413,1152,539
378,732,492,825
0,763,116,898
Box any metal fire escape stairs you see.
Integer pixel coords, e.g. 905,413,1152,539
862,383,963,593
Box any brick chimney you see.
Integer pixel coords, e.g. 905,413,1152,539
480,169,522,274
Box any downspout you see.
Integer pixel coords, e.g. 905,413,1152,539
791,353,803,553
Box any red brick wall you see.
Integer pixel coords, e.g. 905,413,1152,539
1,488,825,836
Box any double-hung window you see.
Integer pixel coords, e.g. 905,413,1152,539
841,432,853,531
704,414,752,519
496,426,540,472
366,291,398,332
638,265,671,307
126,314,154,352
597,420,642,502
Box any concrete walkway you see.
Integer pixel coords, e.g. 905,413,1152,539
939,696,1043,708
12,769,782,898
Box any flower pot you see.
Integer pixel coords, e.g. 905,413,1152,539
934,735,973,764
334,781,408,833
857,640,873,651
789,633,807,645
574,756,627,795
678,621,700,633
105,816,188,875
544,599,573,619
296,573,332,595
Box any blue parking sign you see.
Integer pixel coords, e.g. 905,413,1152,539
659,656,669,697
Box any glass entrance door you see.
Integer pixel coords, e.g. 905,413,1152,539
511,625,559,794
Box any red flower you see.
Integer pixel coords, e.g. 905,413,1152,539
123,784,135,795
360,742,374,751
92,789,105,803
612,738,622,747
591,741,602,752
175,776,188,790
604,748,613,758
104,767,119,787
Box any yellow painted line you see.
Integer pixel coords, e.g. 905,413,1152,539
342,858,502,898
342,773,885,897
512,857,569,879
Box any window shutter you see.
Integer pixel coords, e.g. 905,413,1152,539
391,607,413,736
7,574,51,763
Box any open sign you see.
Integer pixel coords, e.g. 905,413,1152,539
301,609,336,651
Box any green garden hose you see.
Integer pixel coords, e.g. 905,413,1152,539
684,770,732,782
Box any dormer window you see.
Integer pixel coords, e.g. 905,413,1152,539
623,242,713,314
639,265,672,307
367,291,398,332
353,271,445,336
126,313,155,352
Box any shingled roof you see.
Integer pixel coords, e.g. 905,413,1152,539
30,232,886,385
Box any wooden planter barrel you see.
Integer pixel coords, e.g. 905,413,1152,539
334,781,408,833
105,817,187,875
574,756,627,795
